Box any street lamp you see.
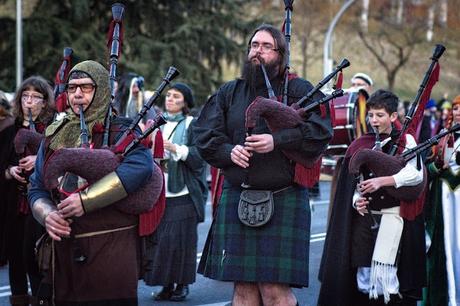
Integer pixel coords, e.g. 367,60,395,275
16,0,23,89
323,0,356,85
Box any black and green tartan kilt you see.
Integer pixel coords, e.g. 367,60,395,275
198,183,311,287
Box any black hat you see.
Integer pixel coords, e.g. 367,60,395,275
170,83,194,108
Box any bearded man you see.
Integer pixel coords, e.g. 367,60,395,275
194,24,332,306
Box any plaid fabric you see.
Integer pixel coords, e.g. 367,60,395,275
198,184,311,287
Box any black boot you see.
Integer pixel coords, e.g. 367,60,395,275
170,284,189,302
152,284,174,301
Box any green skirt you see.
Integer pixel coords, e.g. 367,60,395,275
198,183,311,287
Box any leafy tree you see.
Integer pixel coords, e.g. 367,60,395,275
354,1,425,91
0,0,261,105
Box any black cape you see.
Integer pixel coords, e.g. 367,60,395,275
318,152,358,306
0,118,15,266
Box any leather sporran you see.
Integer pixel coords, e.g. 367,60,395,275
238,190,274,227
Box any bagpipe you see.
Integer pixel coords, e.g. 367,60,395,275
14,108,44,157
43,109,168,215
349,124,460,201
349,44,446,202
244,59,348,168
13,108,44,213
13,109,43,186
41,3,178,218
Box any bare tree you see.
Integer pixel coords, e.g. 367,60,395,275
293,0,328,78
357,8,425,90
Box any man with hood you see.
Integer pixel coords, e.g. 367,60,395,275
28,60,154,306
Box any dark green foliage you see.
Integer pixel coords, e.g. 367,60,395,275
0,0,261,105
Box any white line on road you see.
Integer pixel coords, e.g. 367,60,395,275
311,237,327,243
0,285,30,298
311,232,326,238
310,200,329,206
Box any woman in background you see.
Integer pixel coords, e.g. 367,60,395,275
424,94,460,306
2,76,54,305
143,83,207,302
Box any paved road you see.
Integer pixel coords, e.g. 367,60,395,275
0,181,331,306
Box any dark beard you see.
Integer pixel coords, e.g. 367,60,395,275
241,57,281,90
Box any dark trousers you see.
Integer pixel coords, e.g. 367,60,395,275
7,213,43,296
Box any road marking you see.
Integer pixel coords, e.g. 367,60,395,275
311,237,327,243
0,285,30,297
311,232,327,238
310,200,329,205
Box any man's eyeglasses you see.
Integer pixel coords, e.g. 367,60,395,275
66,83,96,93
21,94,44,104
249,42,278,53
